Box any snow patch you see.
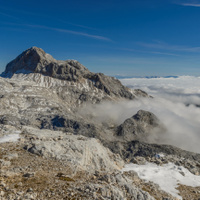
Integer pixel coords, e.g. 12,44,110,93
0,134,20,143
122,162,200,199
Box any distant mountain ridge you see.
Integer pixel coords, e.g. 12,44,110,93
115,75,179,79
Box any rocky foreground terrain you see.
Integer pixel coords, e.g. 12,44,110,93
0,47,200,200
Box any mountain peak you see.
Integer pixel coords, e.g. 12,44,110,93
3,47,56,76
25,46,51,58
2,47,90,79
30,46,42,51
1,47,138,100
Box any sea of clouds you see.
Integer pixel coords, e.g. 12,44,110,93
81,76,200,153
121,76,200,153
121,76,200,106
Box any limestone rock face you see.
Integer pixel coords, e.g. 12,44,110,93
117,110,165,142
23,126,124,173
3,47,137,100
4,47,56,75
3,47,91,82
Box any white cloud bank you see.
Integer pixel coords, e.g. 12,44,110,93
120,76,200,153
81,76,200,153
121,76,200,104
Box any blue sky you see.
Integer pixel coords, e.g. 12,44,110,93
1,0,200,76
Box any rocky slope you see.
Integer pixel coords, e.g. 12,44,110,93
0,47,200,200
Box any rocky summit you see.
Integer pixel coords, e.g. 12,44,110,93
3,47,140,101
0,47,200,200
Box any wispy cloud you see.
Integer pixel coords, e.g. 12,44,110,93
175,0,200,7
138,41,200,53
0,6,98,31
0,11,19,20
58,20,98,31
118,47,180,56
1,22,111,42
28,24,112,41
180,3,200,7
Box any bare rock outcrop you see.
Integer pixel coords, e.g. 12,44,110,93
116,110,165,142
22,126,124,173
2,47,138,101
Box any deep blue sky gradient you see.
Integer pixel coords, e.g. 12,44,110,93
1,0,200,76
